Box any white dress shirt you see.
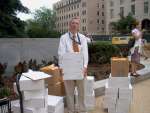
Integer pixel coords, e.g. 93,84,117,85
58,32,89,68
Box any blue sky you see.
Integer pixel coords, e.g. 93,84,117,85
17,0,60,20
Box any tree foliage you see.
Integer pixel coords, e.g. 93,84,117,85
110,13,137,35
26,7,61,38
0,0,29,37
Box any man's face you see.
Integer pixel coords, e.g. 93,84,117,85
69,19,80,32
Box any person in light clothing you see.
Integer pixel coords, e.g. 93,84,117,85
58,17,88,113
130,21,142,77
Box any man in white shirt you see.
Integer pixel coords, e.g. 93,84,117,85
58,17,88,113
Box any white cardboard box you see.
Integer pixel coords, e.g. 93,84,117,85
108,76,130,88
19,76,45,91
23,89,46,100
103,96,117,109
119,84,133,100
84,91,95,110
48,103,64,113
105,82,118,97
116,98,131,113
47,95,64,113
84,76,94,95
24,98,46,108
12,104,47,113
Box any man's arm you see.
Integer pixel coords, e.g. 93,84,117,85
58,36,66,70
82,37,89,77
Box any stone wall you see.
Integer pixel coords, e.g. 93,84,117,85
0,38,60,75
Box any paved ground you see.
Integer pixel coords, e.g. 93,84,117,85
88,78,150,113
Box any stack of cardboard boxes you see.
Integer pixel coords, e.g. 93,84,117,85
40,64,65,96
13,71,64,113
75,76,95,111
103,57,132,113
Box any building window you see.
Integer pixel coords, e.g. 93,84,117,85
110,9,114,18
74,5,76,9
131,4,135,15
77,4,79,8
102,4,104,9
82,26,86,31
82,19,86,23
82,2,86,7
144,1,149,14
120,7,124,17
131,0,135,2
102,20,104,24
97,19,99,24
97,3,99,8
102,28,104,31
97,11,99,16
82,10,86,15
120,0,124,5
102,12,104,16
77,12,79,16
110,1,114,7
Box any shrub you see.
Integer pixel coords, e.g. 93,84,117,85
0,87,11,99
88,41,120,64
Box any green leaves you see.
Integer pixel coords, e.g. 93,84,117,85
88,41,120,64
110,13,137,35
26,7,60,38
0,87,11,98
0,0,29,37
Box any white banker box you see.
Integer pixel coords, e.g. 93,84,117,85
13,78,45,93
12,103,47,113
103,83,118,109
23,98,46,108
119,84,133,100
84,76,94,95
17,70,50,91
62,53,84,80
23,89,45,100
18,75,44,91
108,75,130,88
47,95,64,113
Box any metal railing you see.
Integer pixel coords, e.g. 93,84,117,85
0,98,11,113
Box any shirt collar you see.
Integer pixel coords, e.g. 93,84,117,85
69,32,78,38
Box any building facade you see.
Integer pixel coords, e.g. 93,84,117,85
53,0,106,35
105,0,150,34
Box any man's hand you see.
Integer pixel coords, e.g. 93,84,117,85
83,67,87,77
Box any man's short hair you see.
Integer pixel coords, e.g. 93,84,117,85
70,17,80,23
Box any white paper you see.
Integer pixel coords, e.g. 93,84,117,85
22,70,51,80
62,53,84,80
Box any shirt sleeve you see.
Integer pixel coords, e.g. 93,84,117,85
58,36,66,68
82,37,89,68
